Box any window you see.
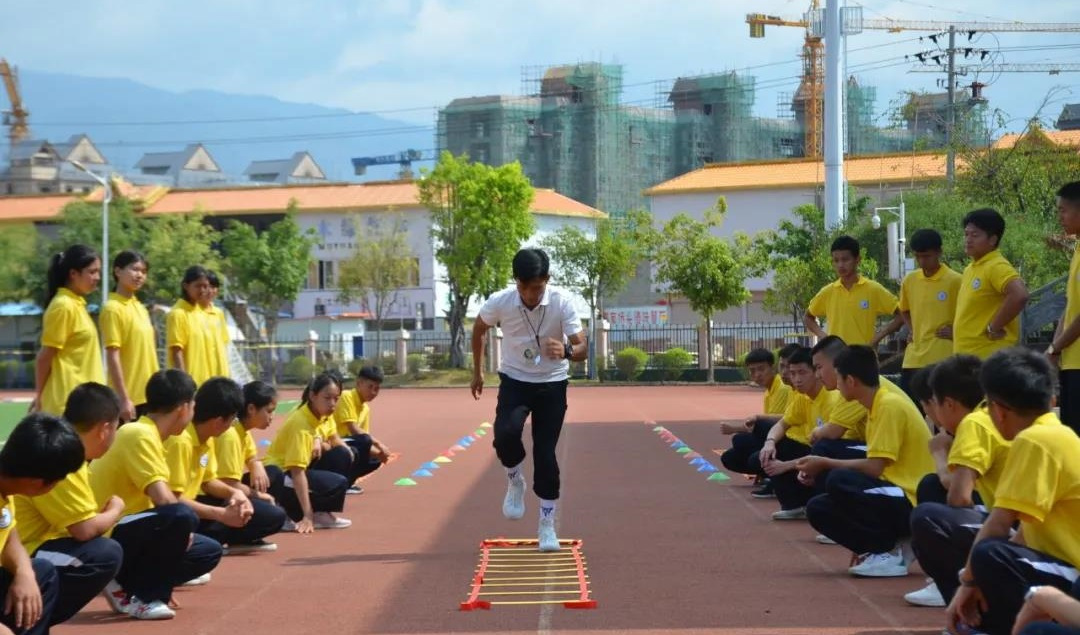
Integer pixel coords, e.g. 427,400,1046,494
473,120,488,139
39,186,52,193
305,260,337,290
406,258,421,287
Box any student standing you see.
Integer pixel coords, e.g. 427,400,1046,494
100,251,158,422
202,271,230,379
333,365,393,494
32,244,104,416
166,266,215,387
471,248,586,552
953,209,1030,359
1047,182,1080,436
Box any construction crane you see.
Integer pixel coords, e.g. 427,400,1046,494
351,148,436,177
1,58,30,154
746,5,1080,157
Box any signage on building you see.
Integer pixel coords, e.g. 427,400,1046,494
604,306,669,328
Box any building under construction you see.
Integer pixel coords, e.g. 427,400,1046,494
437,62,987,215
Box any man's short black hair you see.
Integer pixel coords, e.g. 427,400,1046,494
811,335,847,361
778,343,802,361
980,347,1054,416
0,413,84,482
145,369,198,414
962,208,1006,246
830,235,860,259
910,229,943,253
745,348,775,366
63,383,121,432
512,248,550,281
834,345,880,388
788,346,814,368
193,377,244,423
929,355,984,410
909,364,937,403
1056,181,1080,206
357,365,385,383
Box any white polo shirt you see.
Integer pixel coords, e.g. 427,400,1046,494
478,285,583,383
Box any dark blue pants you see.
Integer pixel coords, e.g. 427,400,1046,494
492,374,568,501
0,558,58,635
807,469,913,555
195,495,286,545
909,502,986,603
34,536,122,625
1058,369,1080,437
266,464,348,521
747,437,812,510
111,504,218,603
970,539,1080,635
720,417,776,475
915,472,986,508
313,441,381,484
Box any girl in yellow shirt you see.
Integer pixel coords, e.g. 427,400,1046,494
165,266,214,386
100,251,159,422
32,244,105,415
201,271,230,378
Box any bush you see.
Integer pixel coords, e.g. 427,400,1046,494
429,351,452,370
615,347,649,380
284,356,315,384
407,353,424,378
653,347,694,381
348,357,372,377
380,355,398,376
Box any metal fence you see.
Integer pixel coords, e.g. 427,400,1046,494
606,322,808,368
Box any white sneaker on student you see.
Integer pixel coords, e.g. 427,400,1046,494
904,579,946,607
771,507,806,520
126,597,175,620
281,517,297,532
848,548,908,577
102,580,129,614
180,573,211,587
815,534,838,545
312,511,352,529
503,475,526,520
538,518,560,552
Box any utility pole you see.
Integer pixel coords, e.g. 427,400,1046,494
824,0,845,229
945,25,957,187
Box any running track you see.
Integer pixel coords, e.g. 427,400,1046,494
57,385,943,635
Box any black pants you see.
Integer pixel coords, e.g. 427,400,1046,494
34,536,122,625
111,503,217,603
720,418,775,475
915,473,986,508
807,469,914,555
195,495,287,546
747,437,812,510
266,464,348,521
909,502,986,602
1059,369,1080,437
1020,625,1080,635
0,558,58,635
317,435,385,483
811,438,867,460
970,539,1080,635
492,374,568,501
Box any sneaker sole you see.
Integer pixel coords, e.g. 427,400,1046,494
750,493,776,499
225,544,278,554
849,568,909,578
904,597,946,607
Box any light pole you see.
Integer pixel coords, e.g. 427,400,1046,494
870,199,906,280
69,160,110,376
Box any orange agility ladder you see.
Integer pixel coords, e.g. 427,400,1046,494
460,538,596,611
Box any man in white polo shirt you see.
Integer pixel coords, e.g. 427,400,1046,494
471,248,587,552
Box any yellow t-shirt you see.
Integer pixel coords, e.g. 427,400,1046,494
164,424,217,500
947,408,1010,509
865,388,935,505
14,463,100,554
831,376,907,441
899,265,962,369
89,417,170,515
100,292,159,406
203,305,231,378
334,389,371,437
1061,245,1080,370
807,276,899,346
40,288,105,415
994,413,1080,568
216,421,257,482
265,405,324,471
0,497,15,554
782,387,841,445
166,299,213,386
763,374,791,415
954,250,1021,359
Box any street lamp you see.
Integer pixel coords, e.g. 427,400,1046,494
69,160,110,376
871,199,906,280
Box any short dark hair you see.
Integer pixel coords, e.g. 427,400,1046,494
111,250,148,290
1056,181,1080,206
301,371,343,407
909,229,943,253
834,345,880,387
0,413,84,482
962,208,1006,246
745,348,775,366
787,346,814,368
243,381,278,413
777,343,802,361
811,335,847,361
830,235,860,259
909,364,937,403
180,265,210,303
193,377,244,423
980,347,1054,416
63,383,122,432
357,365,385,383
512,248,550,281
929,355,984,410
145,369,198,414
207,270,221,289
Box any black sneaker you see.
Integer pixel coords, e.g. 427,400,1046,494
346,485,364,495
751,479,775,498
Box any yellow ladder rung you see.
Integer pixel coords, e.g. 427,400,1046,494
486,599,578,605
480,581,582,588
478,590,581,596
480,575,585,581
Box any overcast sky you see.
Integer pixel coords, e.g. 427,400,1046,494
3,0,1079,131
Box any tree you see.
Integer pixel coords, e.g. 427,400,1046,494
140,213,222,305
337,214,418,362
0,224,39,303
220,206,316,381
652,201,756,381
418,152,535,368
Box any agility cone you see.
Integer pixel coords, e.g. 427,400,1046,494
707,472,731,482
394,478,418,486
412,470,434,478
433,456,452,464
676,447,691,454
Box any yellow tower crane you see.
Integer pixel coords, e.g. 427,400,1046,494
1,58,30,155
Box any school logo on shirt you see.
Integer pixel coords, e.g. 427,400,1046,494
937,291,948,301
0,508,11,529
972,278,982,290
199,453,209,468
859,300,870,310
815,417,824,428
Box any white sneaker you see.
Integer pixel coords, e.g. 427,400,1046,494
281,518,297,532
180,573,211,587
771,507,807,520
904,580,946,607
538,518,560,552
102,580,128,614
848,548,909,577
815,534,838,545
225,539,278,554
312,511,352,529
502,476,526,520
126,597,175,620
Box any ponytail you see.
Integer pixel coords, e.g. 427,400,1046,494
300,371,342,410
46,244,100,303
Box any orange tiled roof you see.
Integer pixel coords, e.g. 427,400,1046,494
992,128,1080,150
0,193,80,221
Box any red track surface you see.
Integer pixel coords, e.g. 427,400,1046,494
56,385,943,635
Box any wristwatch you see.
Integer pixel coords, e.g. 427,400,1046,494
1046,344,1058,356
958,568,977,588
563,342,573,360
1025,586,1043,603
